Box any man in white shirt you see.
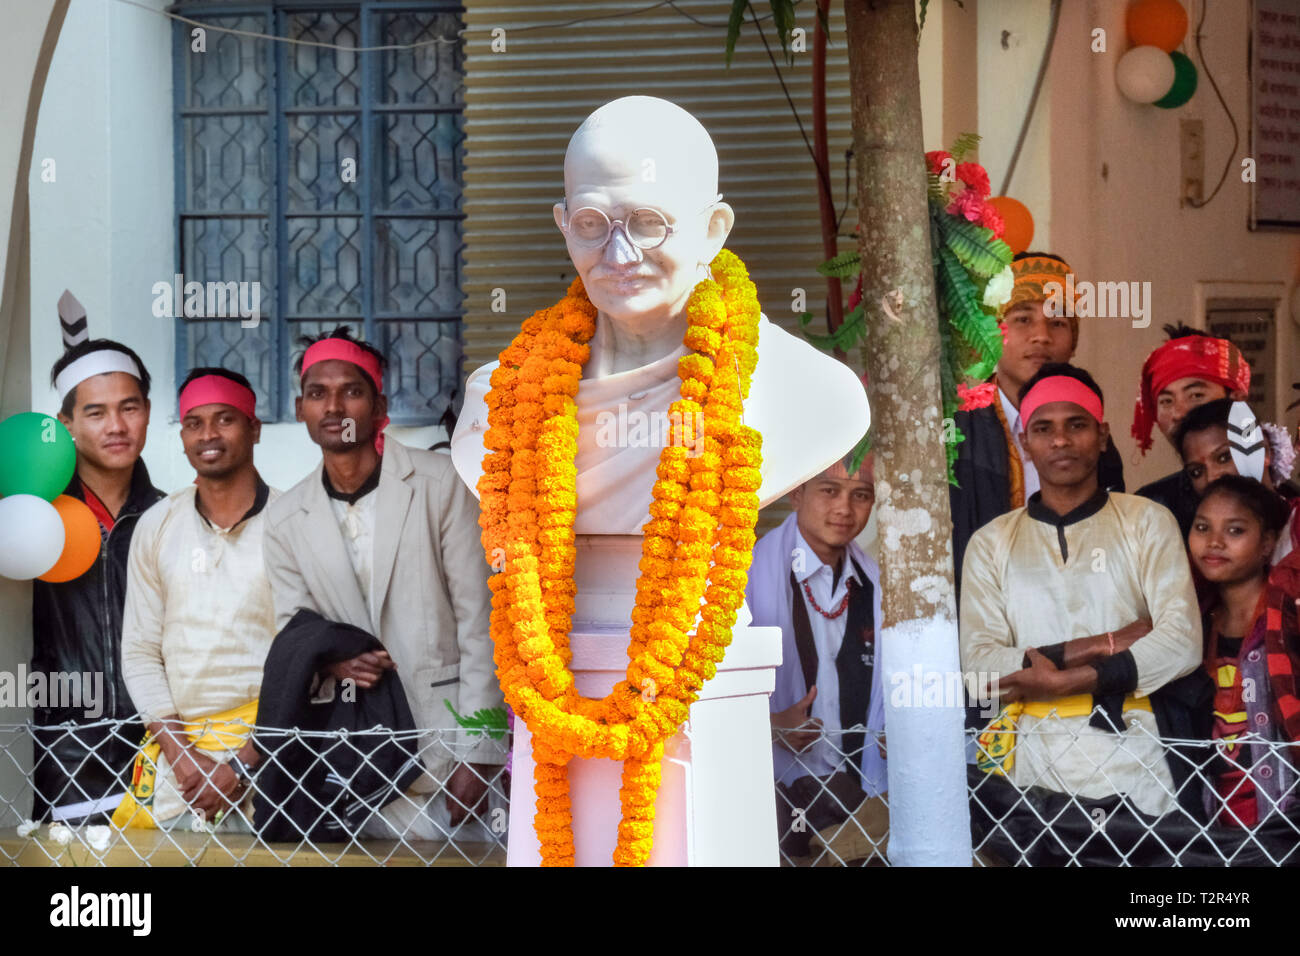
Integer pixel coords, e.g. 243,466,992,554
746,455,885,860
117,368,278,830
950,252,1125,597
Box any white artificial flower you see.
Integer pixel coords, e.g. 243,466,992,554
86,825,111,851
48,823,73,846
16,819,37,839
982,265,1014,309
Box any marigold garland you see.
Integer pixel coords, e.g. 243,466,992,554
478,249,763,866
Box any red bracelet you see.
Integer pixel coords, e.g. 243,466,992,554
1106,631,1116,656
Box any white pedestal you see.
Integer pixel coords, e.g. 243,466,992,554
506,535,782,866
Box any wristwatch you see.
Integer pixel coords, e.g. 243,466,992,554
227,755,252,788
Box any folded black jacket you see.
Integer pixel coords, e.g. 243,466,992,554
251,609,425,843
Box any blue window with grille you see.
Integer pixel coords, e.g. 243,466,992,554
172,2,465,424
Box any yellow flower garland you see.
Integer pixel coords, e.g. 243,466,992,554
478,249,763,866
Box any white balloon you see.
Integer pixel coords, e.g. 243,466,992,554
0,494,65,580
1116,46,1177,104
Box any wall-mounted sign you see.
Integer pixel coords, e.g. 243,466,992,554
1251,0,1300,230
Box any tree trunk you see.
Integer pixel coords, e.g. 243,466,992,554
843,0,971,866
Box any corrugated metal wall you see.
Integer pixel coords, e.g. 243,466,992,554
461,0,858,531
461,0,856,368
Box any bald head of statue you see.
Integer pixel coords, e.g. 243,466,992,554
554,97,736,347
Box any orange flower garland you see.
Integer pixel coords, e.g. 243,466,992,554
478,249,763,866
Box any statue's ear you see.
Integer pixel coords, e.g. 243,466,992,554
553,202,567,233
703,202,735,258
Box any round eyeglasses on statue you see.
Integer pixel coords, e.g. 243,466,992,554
558,196,724,250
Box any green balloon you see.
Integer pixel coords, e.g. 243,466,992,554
1155,51,1197,109
0,412,76,501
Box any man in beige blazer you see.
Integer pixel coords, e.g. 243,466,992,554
262,327,502,840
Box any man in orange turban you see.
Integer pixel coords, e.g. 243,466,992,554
950,252,1125,596
1133,325,1251,536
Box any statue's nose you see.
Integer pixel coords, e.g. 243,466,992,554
605,223,643,266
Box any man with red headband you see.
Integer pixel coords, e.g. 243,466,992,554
1133,324,1251,537
950,252,1124,597
262,326,501,841
116,367,278,830
960,363,1202,818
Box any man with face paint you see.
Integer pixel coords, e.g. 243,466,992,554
1175,398,1300,562
960,363,1201,816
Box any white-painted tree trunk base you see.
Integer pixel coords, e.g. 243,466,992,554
881,614,972,865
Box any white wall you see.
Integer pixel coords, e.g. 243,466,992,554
978,0,1300,490
27,0,445,498
0,0,65,825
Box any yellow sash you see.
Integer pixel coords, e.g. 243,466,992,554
110,699,258,830
976,693,1153,777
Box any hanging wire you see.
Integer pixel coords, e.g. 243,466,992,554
115,0,792,51
997,0,1061,197
1185,0,1240,209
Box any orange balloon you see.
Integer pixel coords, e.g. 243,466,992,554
1127,0,1188,54
39,495,101,583
987,196,1035,254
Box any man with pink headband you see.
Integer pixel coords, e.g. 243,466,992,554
116,367,278,831
960,363,1203,819
263,326,502,841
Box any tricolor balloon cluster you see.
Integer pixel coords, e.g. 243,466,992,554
0,413,99,582
1116,0,1198,109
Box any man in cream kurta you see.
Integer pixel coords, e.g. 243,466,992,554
120,368,278,827
960,363,1201,817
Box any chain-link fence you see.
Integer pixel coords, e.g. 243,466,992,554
7,710,1300,866
0,717,510,866
776,711,1300,867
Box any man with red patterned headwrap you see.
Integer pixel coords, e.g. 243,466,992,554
1133,325,1251,537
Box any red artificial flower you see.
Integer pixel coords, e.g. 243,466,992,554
926,150,953,176
957,381,997,411
955,162,991,197
979,203,1005,237
947,188,985,223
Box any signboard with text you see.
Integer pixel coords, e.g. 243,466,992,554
1252,0,1300,229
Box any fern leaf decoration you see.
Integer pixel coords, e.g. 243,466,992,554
816,250,862,279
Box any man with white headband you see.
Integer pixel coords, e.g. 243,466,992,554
31,338,163,825
115,367,278,831
960,362,1203,820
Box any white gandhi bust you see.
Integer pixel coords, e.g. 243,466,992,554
451,95,869,536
